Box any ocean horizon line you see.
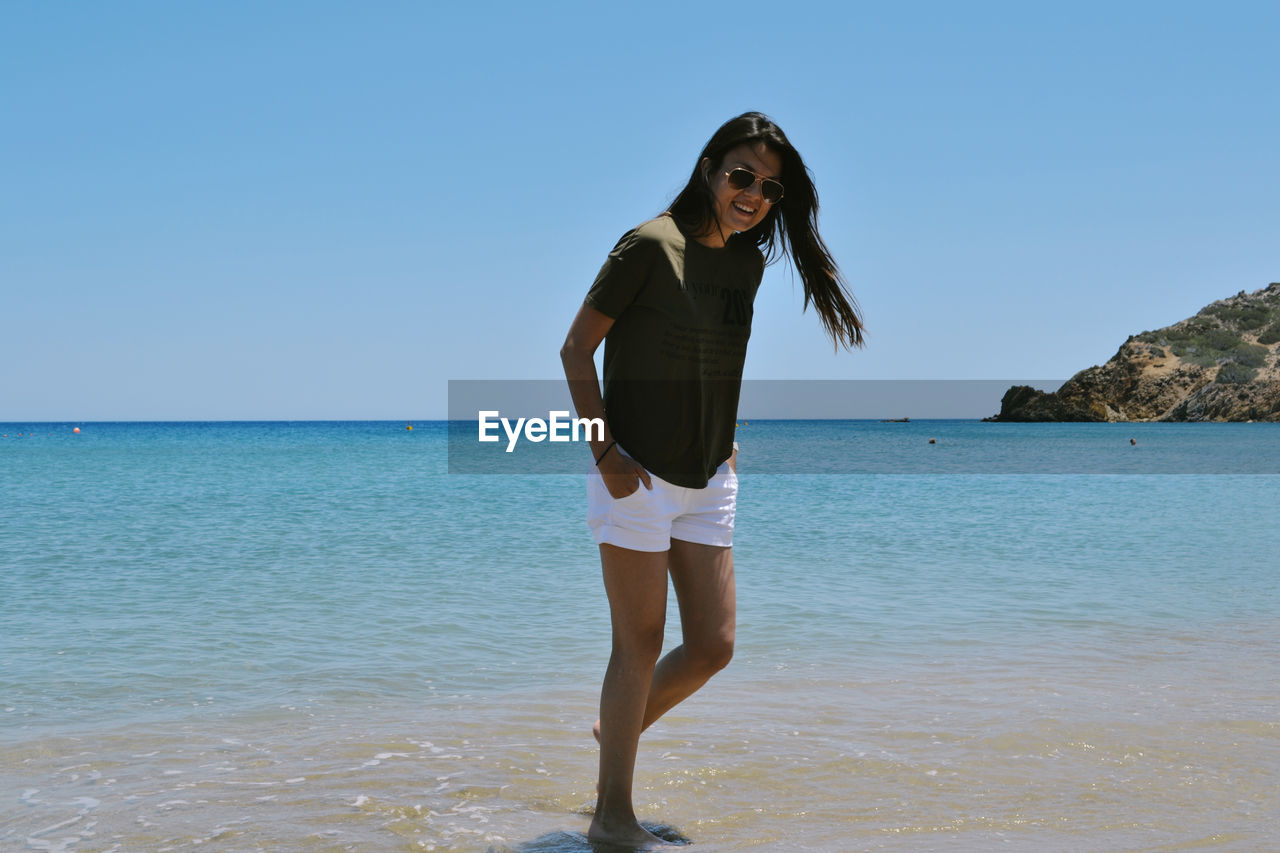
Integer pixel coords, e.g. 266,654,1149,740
6,417,1002,424
5,417,1280,426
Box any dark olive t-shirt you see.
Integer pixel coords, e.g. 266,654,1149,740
584,215,764,488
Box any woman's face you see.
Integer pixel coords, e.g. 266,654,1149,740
703,142,783,243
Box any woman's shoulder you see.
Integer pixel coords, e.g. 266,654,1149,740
630,214,683,245
606,215,682,259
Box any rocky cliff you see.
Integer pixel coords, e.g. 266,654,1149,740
989,282,1280,422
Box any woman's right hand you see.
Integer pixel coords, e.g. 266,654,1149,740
597,446,652,499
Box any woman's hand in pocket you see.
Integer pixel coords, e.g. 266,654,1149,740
597,447,652,499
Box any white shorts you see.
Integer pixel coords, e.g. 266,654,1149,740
587,458,738,552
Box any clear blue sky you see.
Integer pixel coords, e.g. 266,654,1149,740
3,1,1277,420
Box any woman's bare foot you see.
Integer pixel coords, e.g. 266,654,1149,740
590,722,676,848
588,815,673,849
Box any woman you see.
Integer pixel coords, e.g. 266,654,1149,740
560,112,863,848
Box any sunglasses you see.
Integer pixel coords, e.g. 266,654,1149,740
724,167,784,204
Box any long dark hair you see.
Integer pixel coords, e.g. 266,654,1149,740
667,112,865,349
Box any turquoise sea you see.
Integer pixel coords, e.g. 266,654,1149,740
2,421,1278,852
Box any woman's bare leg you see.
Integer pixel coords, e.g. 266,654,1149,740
590,543,672,848
591,539,736,738
640,539,735,730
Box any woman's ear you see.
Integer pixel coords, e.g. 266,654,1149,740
700,157,711,182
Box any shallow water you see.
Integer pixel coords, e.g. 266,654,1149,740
3,422,1278,850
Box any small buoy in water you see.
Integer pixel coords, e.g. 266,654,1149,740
73,427,81,434
406,423,413,431
929,438,936,444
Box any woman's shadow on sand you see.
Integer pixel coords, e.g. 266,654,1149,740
492,822,692,852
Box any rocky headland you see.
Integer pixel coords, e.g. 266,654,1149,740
989,282,1280,422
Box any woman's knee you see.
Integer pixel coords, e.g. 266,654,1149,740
691,634,734,674
613,622,666,665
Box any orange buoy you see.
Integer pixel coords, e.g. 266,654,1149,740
73,427,81,434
